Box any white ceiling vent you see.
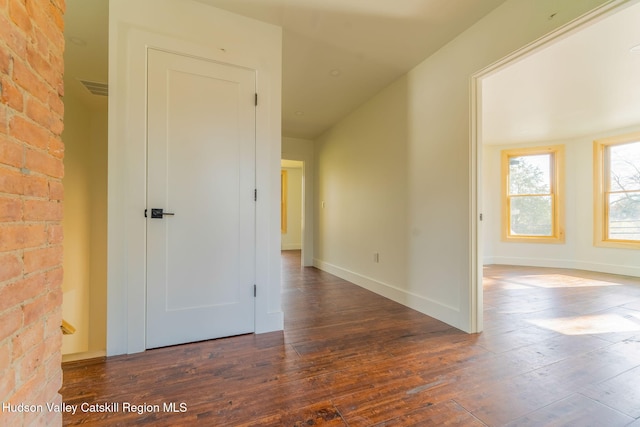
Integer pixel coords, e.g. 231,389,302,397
79,79,108,96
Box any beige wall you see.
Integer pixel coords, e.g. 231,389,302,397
62,93,107,356
281,166,303,250
282,137,315,266
313,0,611,331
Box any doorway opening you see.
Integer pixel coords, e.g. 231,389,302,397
472,0,640,332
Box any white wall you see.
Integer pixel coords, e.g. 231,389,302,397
282,137,315,266
108,0,282,355
314,0,612,332
483,125,640,277
281,166,303,250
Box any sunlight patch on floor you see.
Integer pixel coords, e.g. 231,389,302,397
528,312,640,335
495,274,624,289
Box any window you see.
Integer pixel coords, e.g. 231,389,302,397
501,145,565,243
594,133,640,249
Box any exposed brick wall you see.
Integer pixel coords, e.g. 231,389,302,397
0,0,65,425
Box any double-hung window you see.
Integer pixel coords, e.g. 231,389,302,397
501,145,565,243
594,133,640,248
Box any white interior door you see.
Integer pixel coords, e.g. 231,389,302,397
146,49,256,349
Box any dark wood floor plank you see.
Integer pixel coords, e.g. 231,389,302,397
61,254,640,426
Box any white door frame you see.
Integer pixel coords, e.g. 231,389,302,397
469,0,635,333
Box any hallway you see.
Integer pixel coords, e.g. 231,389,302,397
61,251,640,426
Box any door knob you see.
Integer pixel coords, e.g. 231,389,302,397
150,208,175,219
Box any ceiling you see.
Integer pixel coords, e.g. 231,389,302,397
193,0,507,139
482,1,640,145
63,1,640,144
63,0,506,136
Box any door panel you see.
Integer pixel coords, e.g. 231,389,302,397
146,49,256,349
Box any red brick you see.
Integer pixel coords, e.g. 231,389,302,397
0,307,22,342
46,267,63,291
0,340,10,369
0,48,10,75
2,0,65,418
48,135,63,159
0,133,23,168
26,43,51,79
48,1,64,31
13,57,49,103
9,0,32,33
25,0,64,51
46,224,63,244
51,0,66,13
0,104,7,134
26,95,62,134
0,253,22,282
0,196,22,221
0,368,16,402
21,293,45,326
1,75,24,111
24,199,62,221
0,167,23,194
19,341,46,385
31,26,50,58
0,223,47,251
0,12,27,57
48,179,63,200
0,273,45,312
24,246,62,273
25,147,63,178
43,335,61,369
48,91,63,116
12,321,44,360
10,114,50,149
23,173,48,197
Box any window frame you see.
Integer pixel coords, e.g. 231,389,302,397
501,145,565,244
593,132,640,249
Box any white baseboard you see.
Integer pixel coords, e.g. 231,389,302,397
484,256,640,277
313,258,461,330
62,350,107,363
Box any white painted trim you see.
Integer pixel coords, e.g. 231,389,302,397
469,0,637,336
313,258,460,328
484,256,640,277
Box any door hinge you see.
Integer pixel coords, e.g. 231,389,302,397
479,213,483,221
255,93,258,106
254,189,257,201
254,284,257,297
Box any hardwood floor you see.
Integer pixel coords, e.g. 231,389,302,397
61,252,640,426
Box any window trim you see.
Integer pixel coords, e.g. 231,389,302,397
593,132,640,249
501,145,565,244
